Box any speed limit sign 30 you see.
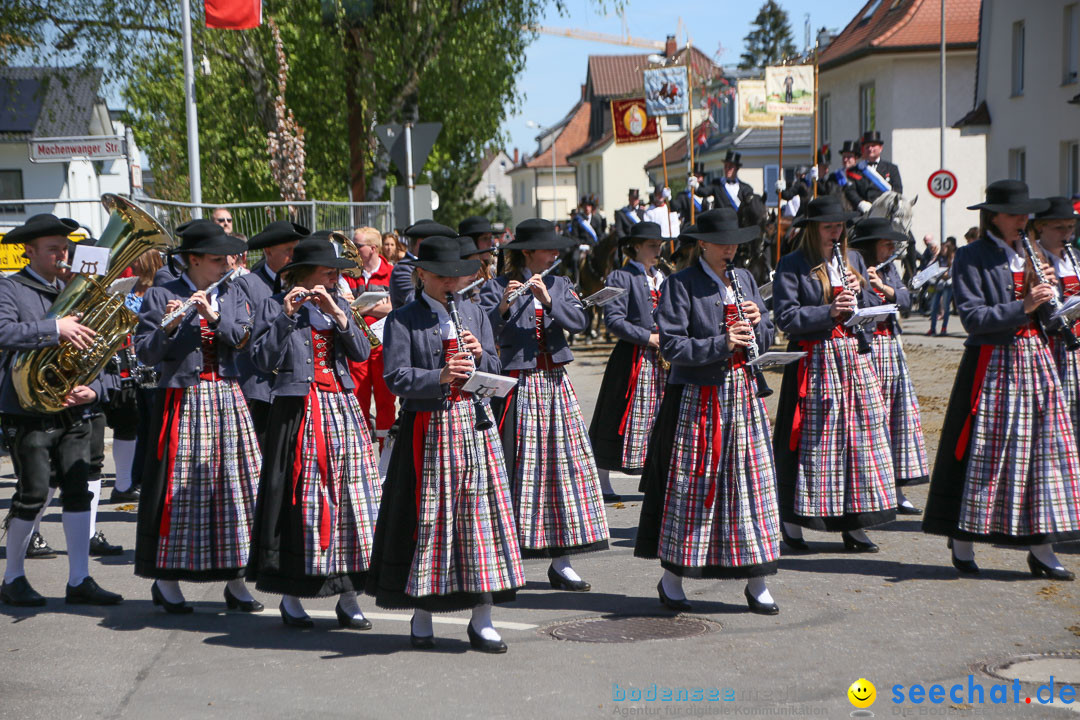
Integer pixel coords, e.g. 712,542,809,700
928,169,957,199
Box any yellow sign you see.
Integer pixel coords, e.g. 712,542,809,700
737,79,781,128
0,232,89,273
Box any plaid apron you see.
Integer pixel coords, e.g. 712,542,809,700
1052,274,1080,449
619,346,668,470
871,332,930,484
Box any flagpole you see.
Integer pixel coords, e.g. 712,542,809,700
776,116,784,265
686,53,696,225
180,0,202,215
812,44,820,199
658,121,673,238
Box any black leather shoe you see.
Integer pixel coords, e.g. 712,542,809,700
279,601,314,629
657,580,692,612
410,617,435,649
841,531,879,553
951,550,980,575
335,599,373,630
602,493,622,503
26,532,57,559
65,576,122,605
224,585,264,613
467,621,507,654
109,486,141,503
0,576,46,607
744,586,779,615
1027,552,1075,581
780,529,810,552
547,564,591,592
151,581,193,614
896,503,922,515
89,531,124,556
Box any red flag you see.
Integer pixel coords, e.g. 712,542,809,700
610,98,658,145
205,0,262,29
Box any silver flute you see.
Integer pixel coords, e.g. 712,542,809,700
459,276,486,298
159,268,240,328
874,240,909,272
506,258,562,303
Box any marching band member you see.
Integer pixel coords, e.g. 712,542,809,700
0,214,121,607
479,219,609,592
235,220,309,446
588,221,669,500
246,237,382,628
388,221,456,309
134,220,263,613
772,197,897,553
634,209,781,614
850,218,930,514
458,234,496,286
367,236,524,653
924,181,1080,580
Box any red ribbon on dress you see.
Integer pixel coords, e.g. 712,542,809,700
411,411,431,541
694,386,724,508
618,346,645,435
157,387,183,538
291,387,334,551
497,370,520,433
954,344,995,461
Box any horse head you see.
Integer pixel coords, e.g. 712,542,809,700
869,191,916,234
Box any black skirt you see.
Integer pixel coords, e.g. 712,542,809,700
364,410,518,612
588,339,642,473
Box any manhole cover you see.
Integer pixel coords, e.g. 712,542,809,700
543,615,721,643
981,652,1080,687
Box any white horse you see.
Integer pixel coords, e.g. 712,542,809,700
867,190,918,234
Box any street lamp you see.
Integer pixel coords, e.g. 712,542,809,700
526,120,558,222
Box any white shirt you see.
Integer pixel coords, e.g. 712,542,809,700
1042,244,1077,279
698,259,736,304
987,231,1027,273
521,267,548,310
181,272,221,313
643,205,681,238
628,260,665,292
422,291,457,340
826,255,846,286
723,180,743,209
264,265,278,282
361,256,384,283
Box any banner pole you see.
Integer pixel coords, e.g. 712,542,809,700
658,121,672,238
776,116,784,265
687,53,696,224
812,45,820,199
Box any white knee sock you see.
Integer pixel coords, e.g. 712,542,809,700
281,594,307,618
226,578,254,602
846,528,871,544
3,518,34,583
88,479,102,538
411,608,433,637
338,590,366,620
896,487,915,508
470,597,501,642
551,556,583,583
598,468,615,495
155,579,185,604
62,511,91,586
783,522,804,540
1030,543,1065,570
951,538,975,562
31,487,58,535
746,576,774,604
660,569,685,601
112,439,137,492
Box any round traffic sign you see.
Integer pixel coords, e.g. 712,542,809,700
927,169,957,199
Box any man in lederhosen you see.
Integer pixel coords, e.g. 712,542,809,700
0,214,123,607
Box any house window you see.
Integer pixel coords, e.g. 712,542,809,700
1066,141,1079,196
819,94,831,144
858,0,883,25
764,165,780,206
487,183,496,199
1009,148,1026,183
1011,21,1025,96
859,83,875,135
1065,4,1080,85
712,92,735,135
664,115,683,130
0,170,24,215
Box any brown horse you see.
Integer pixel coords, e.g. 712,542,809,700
574,230,621,342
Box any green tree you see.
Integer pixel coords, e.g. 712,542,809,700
739,0,797,70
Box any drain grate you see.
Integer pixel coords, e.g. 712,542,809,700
980,652,1080,687
543,615,721,643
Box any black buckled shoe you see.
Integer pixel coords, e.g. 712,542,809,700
409,617,435,649
224,585,264,613
657,580,692,612
89,531,124,556
0,576,46,607
109,486,141,504
547,564,591,592
841,531,879,553
467,621,507,654
896,503,922,515
1027,553,1075,581
335,599,373,630
26,532,57,559
65,576,123,605
780,529,810,552
743,586,780,616
279,601,314,629
151,581,193,614
602,493,622,503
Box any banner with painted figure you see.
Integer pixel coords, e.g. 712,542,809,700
611,98,659,144
736,79,780,128
643,67,689,117
764,65,814,115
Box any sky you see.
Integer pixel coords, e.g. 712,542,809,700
504,0,869,158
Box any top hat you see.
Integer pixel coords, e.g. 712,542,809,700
682,209,758,245
847,217,909,246
817,145,831,164
692,162,706,176
1034,196,1080,221
793,197,861,227
967,180,1050,215
458,215,493,238
171,219,247,256
504,218,576,251
860,130,884,146
248,220,311,250
3,213,79,245
403,220,455,240
628,188,640,200
723,150,743,167
840,140,859,155
278,237,358,274
412,236,482,278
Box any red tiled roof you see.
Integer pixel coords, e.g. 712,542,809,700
516,100,591,169
819,0,980,70
566,130,612,160
643,121,710,170
587,46,719,99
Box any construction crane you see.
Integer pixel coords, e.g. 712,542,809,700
527,25,664,51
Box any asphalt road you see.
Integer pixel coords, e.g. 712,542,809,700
1,314,1078,719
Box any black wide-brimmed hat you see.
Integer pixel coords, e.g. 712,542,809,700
671,224,698,261
248,220,310,250
621,221,664,246
793,197,861,227
860,130,884,145
967,180,1050,215
171,219,247,256
723,150,742,167
848,217,909,246
840,140,859,155
817,145,831,164
3,213,79,245
310,229,350,245
682,209,758,245
503,218,576,251
278,237,357,274
403,220,455,240
1034,196,1080,221
412,236,481,277
457,234,494,258
458,216,492,238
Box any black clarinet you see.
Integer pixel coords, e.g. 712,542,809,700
832,239,873,354
726,265,773,398
1020,232,1080,350
445,292,494,430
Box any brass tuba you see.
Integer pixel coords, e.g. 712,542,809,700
11,194,174,413
337,229,383,348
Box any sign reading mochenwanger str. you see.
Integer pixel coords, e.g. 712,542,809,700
29,135,127,164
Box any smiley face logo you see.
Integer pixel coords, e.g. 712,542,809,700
847,678,876,709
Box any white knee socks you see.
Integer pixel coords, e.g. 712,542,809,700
281,594,307,618
846,528,871,544
551,556,583,583
62,511,91,586
338,590,366,620
31,487,58,535
156,579,185,604
598,468,615,495
783,522,804,540
1030,543,1065,570
411,608,433,637
660,569,685,601
3,518,34,583
471,596,501,642
113,439,137,492
951,538,975,562
88,479,101,538
746,576,774,604
225,579,254,602
896,487,915,509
